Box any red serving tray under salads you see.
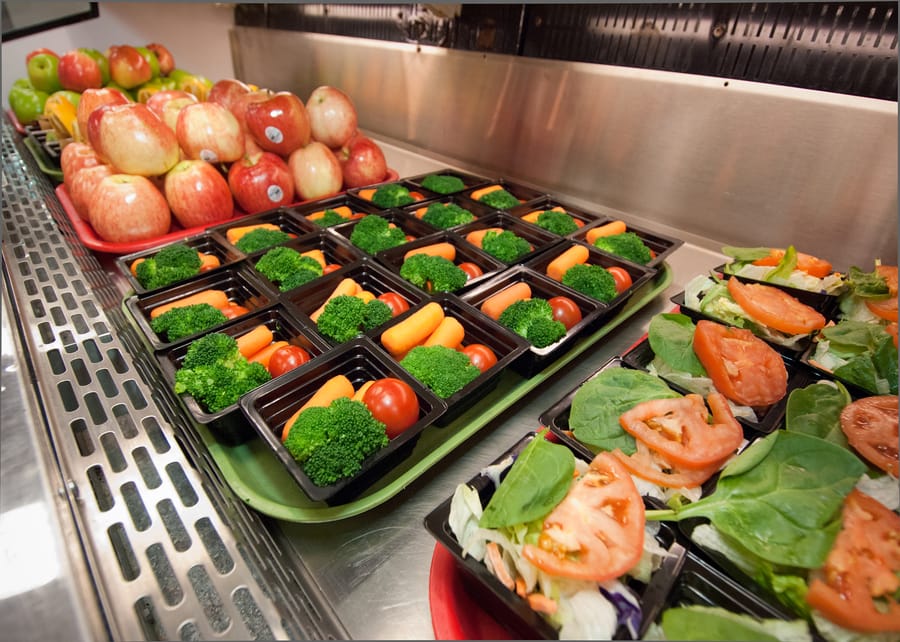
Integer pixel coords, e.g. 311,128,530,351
54,169,399,255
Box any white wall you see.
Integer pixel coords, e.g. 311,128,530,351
2,2,236,102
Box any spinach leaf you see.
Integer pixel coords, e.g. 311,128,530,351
846,265,890,299
648,313,707,377
647,431,866,568
833,333,899,395
820,320,888,356
479,433,574,529
569,368,680,454
785,380,850,447
764,245,798,283
659,605,812,642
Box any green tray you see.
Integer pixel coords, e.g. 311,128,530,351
136,265,671,523
24,135,63,181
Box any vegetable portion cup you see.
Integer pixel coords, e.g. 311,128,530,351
400,194,497,231
506,196,605,236
156,303,332,444
126,261,275,351
574,217,684,270
454,211,563,266
404,168,494,196
458,178,546,211
329,210,438,256
208,207,319,255
287,193,382,229
117,231,243,295
239,338,447,504
346,179,431,210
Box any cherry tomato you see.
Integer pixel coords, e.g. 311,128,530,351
322,264,342,274
405,235,416,242
267,345,310,377
460,343,498,373
607,266,633,294
458,262,484,281
547,296,582,330
219,304,249,319
362,377,420,438
377,292,410,317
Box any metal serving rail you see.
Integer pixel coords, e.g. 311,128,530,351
0,117,726,640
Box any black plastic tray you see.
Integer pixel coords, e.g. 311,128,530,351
399,194,497,230
239,338,447,504
207,207,319,255
458,178,546,211
346,178,434,209
328,211,438,256
286,193,383,228
404,168,494,195
573,217,685,270
455,211,563,266
507,195,606,235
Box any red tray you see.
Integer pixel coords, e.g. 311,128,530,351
54,168,399,255
429,543,513,640
6,108,28,135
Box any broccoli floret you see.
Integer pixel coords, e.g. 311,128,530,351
234,228,292,254
254,246,324,290
298,397,389,487
149,303,228,342
134,243,202,289
371,183,415,208
349,215,409,254
421,202,475,229
316,295,394,343
400,345,481,398
399,254,468,293
174,332,271,413
497,298,567,348
478,188,520,210
561,263,618,302
283,405,331,463
481,230,532,263
535,210,579,236
593,232,652,265
421,174,466,194
311,209,350,227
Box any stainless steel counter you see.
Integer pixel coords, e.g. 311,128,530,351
0,122,726,640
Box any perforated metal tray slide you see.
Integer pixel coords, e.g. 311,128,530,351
1,120,347,639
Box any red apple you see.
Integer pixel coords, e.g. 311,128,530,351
61,142,103,192
88,174,171,242
145,89,198,131
145,43,175,76
57,49,103,92
75,87,130,144
175,102,244,164
69,163,114,221
306,86,358,149
244,91,311,157
208,78,252,113
164,160,234,228
338,133,388,188
108,45,152,89
89,103,180,176
288,142,343,201
228,151,295,214
26,48,59,63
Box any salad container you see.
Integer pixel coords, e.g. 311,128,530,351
573,217,684,270
209,207,319,255
404,168,494,195
454,211,563,266
328,209,438,256
458,178,546,211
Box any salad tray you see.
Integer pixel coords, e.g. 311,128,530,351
122,263,673,523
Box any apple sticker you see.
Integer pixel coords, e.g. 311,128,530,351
265,126,284,144
266,185,284,202
199,148,219,163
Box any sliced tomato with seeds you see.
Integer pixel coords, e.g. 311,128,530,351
727,277,826,335
618,393,744,470
693,320,788,406
840,395,898,477
805,489,900,633
611,441,724,489
752,248,833,278
521,452,644,583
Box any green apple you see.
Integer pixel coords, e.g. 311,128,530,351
9,84,49,124
12,77,33,90
135,77,176,103
135,46,160,79
27,53,62,93
79,48,110,85
49,89,82,109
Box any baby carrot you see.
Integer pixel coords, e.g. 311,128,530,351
480,282,532,320
465,227,504,248
236,324,274,359
357,188,377,201
130,257,145,277
403,242,457,262
248,340,288,369
281,374,355,441
381,301,445,357
198,253,221,272
546,245,590,282
300,248,327,269
226,223,281,245
423,316,466,350
149,289,229,319
309,277,361,322
585,220,627,244
308,205,352,221
469,184,503,202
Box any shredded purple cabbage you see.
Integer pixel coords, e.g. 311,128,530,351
600,585,642,639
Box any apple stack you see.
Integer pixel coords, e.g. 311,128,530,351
61,75,391,245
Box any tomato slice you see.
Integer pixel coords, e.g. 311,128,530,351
866,297,899,322
611,441,724,489
887,322,898,348
692,320,788,406
752,248,833,278
878,265,899,295
840,395,899,477
727,277,826,335
521,452,644,583
618,393,744,470
806,489,900,632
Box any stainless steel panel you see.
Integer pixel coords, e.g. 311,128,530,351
232,27,898,270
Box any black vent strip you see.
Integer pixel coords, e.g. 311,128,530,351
0,122,294,640
2,120,348,640
235,2,898,100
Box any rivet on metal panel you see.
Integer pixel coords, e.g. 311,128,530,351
712,22,728,39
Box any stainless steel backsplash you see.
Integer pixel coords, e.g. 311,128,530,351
231,26,898,269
